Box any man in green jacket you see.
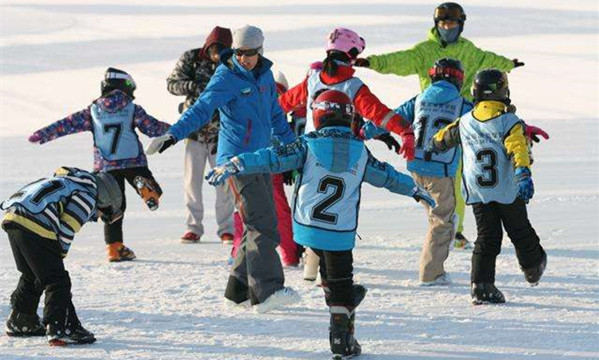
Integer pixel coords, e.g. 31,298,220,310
356,2,524,101
355,2,525,247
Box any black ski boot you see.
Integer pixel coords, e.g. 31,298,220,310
471,283,506,305
329,306,361,359
323,284,367,308
46,308,96,346
522,250,547,286
5,310,45,337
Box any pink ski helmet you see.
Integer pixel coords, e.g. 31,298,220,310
326,28,365,59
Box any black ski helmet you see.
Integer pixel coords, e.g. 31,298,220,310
101,67,136,98
434,3,466,35
428,58,464,90
471,69,511,104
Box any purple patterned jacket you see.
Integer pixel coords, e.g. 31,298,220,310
32,90,171,171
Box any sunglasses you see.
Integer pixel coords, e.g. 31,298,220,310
234,48,261,57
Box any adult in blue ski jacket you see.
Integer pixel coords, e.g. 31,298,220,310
147,25,298,311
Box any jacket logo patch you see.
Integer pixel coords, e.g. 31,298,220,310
241,87,252,96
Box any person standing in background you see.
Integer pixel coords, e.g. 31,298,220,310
166,26,236,244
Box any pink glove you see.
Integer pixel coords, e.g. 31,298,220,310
525,124,549,143
399,132,415,161
28,132,42,143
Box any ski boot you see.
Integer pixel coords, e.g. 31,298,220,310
471,283,505,305
453,232,473,250
106,242,136,262
323,283,367,308
133,176,162,211
522,249,547,286
5,310,45,337
46,319,95,346
329,306,361,359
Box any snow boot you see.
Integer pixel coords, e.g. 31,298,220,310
471,282,505,305
5,310,45,337
106,242,136,262
522,249,547,286
46,320,95,346
329,306,361,359
133,176,162,211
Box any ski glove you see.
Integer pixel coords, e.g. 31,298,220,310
412,186,435,208
512,59,525,68
515,167,534,203
525,124,549,143
353,58,370,68
399,132,415,161
374,133,401,154
146,134,176,155
205,159,244,186
282,170,296,186
28,132,42,143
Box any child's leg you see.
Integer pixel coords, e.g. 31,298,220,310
320,249,361,357
104,169,126,245
499,198,545,271
271,173,298,266
127,166,162,211
471,202,504,284
413,173,455,283
6,228,44,316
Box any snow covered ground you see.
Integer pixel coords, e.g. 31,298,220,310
0,1,598,359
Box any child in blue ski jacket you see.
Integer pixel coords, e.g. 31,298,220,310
205,90,434,359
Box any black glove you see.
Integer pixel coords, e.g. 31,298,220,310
374,133,401,153
282,170,295,186
512,59,525,68
354,58,370,68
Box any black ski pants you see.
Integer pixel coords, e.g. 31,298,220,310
471,198,544,283
313,248,354,307
6,226,78,325
104,166,159,244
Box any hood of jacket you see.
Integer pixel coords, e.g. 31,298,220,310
420,80,462,104
202,26,233,58
305,127,364,173
94,90,132,113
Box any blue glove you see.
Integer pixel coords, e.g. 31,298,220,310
205,159,244,186
412,186,435,208
515,167,534,203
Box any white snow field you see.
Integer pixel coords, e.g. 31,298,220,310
1,1,598,359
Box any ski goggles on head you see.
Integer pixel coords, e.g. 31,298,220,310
105,72,137,88
434,6,465,21
234,47,261,57
311,100,355,115
428,67,464,81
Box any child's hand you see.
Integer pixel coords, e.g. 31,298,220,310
399,132,415,161
525,124,549,143
412,186,435,208
205,159,244,186
28,132,42,143
515,167,534,203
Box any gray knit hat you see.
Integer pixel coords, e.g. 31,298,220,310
232,25,264,54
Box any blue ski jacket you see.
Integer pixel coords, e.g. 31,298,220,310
168,49,296,165
233,126,418,251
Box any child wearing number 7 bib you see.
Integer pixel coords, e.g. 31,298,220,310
28,68,171,262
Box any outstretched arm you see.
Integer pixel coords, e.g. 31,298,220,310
29,108,93,144
133,105,171,137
